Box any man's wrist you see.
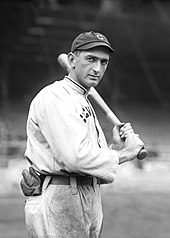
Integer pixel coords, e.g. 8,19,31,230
117,149,126,164
110,143,123,151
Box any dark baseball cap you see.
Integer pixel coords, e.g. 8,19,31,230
71,31,114,53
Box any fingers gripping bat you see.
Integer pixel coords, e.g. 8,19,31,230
57,53,147,160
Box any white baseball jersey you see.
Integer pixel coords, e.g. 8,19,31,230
25,76,119,182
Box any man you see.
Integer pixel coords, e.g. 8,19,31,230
21,31,144,238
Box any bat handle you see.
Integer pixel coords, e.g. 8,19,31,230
106,113,147,160
137,148,147,160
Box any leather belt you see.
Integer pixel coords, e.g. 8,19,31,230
49,175,107,186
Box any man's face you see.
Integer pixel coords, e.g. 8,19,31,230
73,47,110,90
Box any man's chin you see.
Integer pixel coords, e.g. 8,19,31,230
88,80,99,88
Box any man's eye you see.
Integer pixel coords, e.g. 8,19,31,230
87,57,94,62
101,60,108,65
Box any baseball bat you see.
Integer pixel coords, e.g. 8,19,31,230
57,53,147,160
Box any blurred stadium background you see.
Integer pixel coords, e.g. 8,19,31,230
0,0,170,237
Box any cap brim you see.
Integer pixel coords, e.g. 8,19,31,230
76,42,114,53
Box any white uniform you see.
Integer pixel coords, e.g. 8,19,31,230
24,76,119,238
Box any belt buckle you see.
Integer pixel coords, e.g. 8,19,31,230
77,176,93,186
77,176,84,185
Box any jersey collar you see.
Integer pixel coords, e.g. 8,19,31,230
64,76,89,96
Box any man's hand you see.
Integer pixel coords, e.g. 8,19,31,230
110,122,144,164
117,133,144,164
119,122,135,138
111,122,135,150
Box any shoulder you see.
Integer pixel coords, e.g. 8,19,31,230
31,80,66,103
31,80,75,111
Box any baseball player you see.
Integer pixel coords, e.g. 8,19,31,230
21,31,144,238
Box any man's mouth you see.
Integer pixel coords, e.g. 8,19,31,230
89,75,99,80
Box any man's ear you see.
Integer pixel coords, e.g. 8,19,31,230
68,52,76,69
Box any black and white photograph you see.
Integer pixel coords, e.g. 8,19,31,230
0,0,170,237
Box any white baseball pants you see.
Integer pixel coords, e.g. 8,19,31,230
25,177,103,238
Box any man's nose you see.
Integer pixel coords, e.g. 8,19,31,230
93,61,101,73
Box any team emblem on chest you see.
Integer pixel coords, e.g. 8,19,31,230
80,106,92,123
